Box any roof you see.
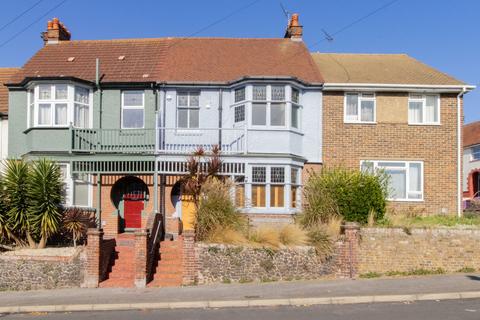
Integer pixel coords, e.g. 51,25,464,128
464,121,480,148
0,68,20,114
311,53,465,86
9,38,323,85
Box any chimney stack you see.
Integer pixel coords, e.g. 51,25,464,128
284,13,303,41
41,17,71,45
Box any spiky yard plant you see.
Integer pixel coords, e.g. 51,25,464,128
63,207,90,247
3,159,33,247
28,159,64,248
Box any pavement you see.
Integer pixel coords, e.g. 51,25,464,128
3,299,480,320
0,274,479,314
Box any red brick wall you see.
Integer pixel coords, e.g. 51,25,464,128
322,91,461,215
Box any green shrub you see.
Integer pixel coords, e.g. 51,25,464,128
196,178,246,241
299,167,389,225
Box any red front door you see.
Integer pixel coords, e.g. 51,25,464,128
123,193,144,229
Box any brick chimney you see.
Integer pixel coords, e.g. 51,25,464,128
41,18,71,45
284,13,303,41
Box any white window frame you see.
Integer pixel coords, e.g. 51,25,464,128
290,87,302,130
250,85,288,129
344,92,376,124
176,91,200,129
360,160,424,202
471,145,480,161
58,163,92,208
121,90,145,129
245,164,301,212
408,94,441,125
27,83,93,129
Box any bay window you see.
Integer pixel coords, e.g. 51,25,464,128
121,91,144,129
290,168,300,208
344,93,375,123
177,91,200,128
234,87,246,123
408,94,440,125
27,83,91,128
291,88,301,129
361,160,423,201
270,167,285,207
471,145,480,161
59,164,91,207
251,166,267,207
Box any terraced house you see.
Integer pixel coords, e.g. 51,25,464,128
5,15,472,286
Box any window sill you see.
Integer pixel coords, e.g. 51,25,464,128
248,127,304,135
408,123,441,126
23,126,70,134
344,121,377,125
387,198,424,203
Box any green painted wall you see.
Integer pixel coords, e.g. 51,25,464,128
8,87,157,158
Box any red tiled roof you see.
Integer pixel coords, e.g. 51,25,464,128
464,121,480,148
9,38,323,85
0,68,20,114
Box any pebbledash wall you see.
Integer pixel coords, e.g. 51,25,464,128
0,248,86,291
322,91,461,215
358,227,480,274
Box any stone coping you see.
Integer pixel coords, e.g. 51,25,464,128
0,247,84,262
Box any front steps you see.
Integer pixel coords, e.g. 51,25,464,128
148,237,184,287
99,234,135,288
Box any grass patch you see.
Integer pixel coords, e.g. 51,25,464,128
359,272,382,279
377,213,480,229
238,277,253,284
457,267,476,273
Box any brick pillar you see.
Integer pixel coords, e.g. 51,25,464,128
84,228,103,288
338,222,360,279
134,229,149,288
182,230,197,285
166,217,181,238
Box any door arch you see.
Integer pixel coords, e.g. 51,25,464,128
111,176,149,231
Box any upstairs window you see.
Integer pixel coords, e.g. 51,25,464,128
251,85,286,127
122,91,144,129
344,93,375,123
28,83,91,128
177,91,200,129
291,88,301,129
234,87,245,103
408,94,440,125
234,87,246,123
471,145,480,161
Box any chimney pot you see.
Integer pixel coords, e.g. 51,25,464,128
42,17,71,45
284,13,303,41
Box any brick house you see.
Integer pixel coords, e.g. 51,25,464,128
312,53,474,215
463,121,480,200
4,15,474,286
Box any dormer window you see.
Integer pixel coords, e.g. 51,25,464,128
28,83,91,128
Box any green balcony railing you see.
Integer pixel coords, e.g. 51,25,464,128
71,128,156,153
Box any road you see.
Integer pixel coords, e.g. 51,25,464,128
2,299,479,320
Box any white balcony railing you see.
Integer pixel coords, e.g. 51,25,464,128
157,127,246,154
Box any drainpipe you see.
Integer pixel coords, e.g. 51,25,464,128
218,89,223,148
96,58,102,129
457,87,467,217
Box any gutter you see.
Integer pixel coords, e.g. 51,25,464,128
457,87,468,217
323,83,476,92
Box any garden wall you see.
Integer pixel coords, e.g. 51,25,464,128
358,227,480,274
195,243,342,284
0,247,86,291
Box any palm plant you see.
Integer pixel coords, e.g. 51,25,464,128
3,159,33,247
63,207,91,247
28,159,63,248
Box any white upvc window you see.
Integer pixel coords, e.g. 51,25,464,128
250,165,287,209
344,92,376,123
471,145,480,161
233,87,246,124
121,91,145,129
408,94,440,125
27,83,92,128
361,160,424,201
291,87,302,129
177,91,200,129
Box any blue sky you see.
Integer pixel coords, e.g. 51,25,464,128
0,0,478,122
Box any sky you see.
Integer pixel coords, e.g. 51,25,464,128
0,0,478,122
